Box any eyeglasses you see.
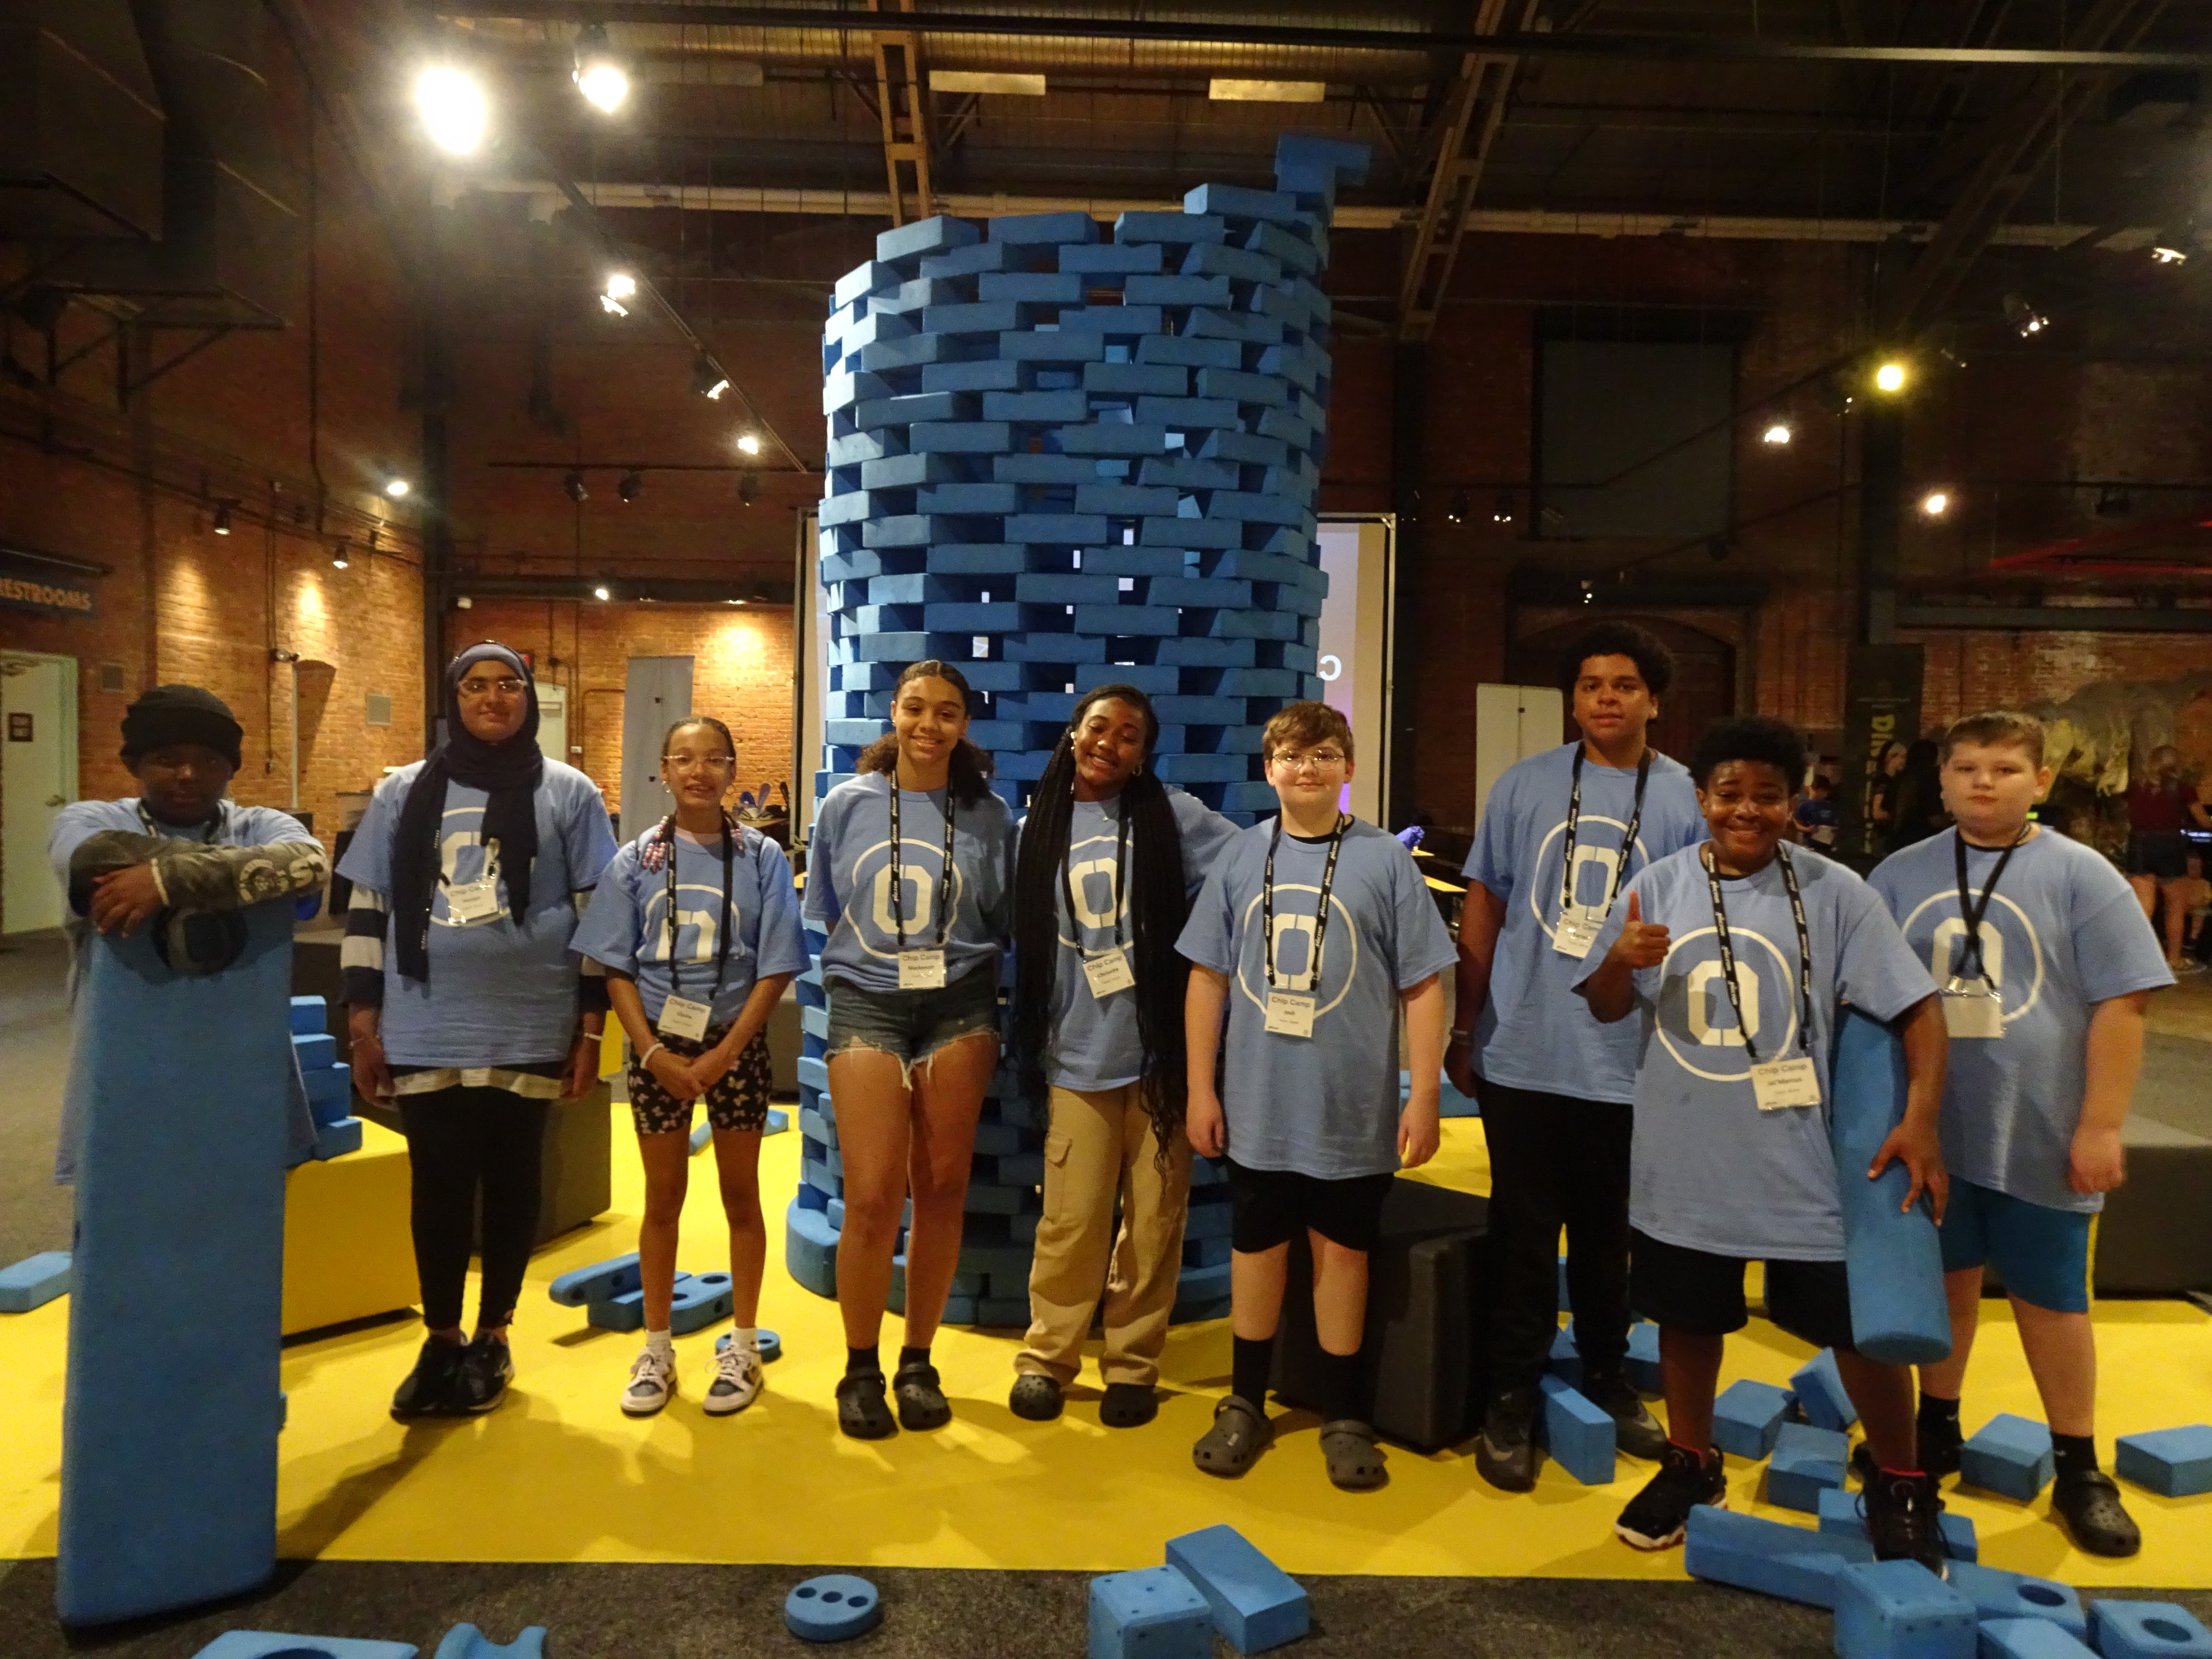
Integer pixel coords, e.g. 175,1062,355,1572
1273,748,1347,773
662,754,736,773
458,677,526,698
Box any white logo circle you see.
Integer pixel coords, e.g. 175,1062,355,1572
1235,884,1360,1020
1653,924,1804,1083
1898,888,2045,1022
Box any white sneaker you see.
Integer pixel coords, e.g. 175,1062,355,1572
622,1345,676,1416
703,1339,763,1416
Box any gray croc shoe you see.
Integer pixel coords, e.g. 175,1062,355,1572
1193,1394,1272,1477
1320,1419,1388,1490
893,1360,953,1430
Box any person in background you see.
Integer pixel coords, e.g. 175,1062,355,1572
572,716,808,1419
1885,738,1949,854
47,684,329,1179
2124,745,2212,971
1869,741,1908,841
1792,773,1839,851
339,643,619,1421
2169,852,2212,968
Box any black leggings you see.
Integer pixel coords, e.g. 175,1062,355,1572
399,1087,549,1331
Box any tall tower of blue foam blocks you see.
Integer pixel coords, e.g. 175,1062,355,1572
788,133,1373,1327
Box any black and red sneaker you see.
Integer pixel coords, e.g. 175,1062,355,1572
1862,1467,1947,1574
1614,1441,1725,1550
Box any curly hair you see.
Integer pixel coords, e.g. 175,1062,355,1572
853,659,996,806
1560,621,1677,698
1689,714,1808,788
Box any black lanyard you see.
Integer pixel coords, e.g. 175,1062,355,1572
1063,796,1131,954
1952,825,2027,986
663,814,736,1003
886,776,957,950
1263,812,1347,990
1700,843,1814,1065
1561,747,1652,917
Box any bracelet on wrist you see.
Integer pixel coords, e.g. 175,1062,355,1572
640,1041,666,1067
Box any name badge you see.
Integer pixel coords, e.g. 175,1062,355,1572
1553,910,1602,959
1750,1055,1822,1111
445,878,502,923
899,948,947,990
1264,990,1317,1039
1082,946,1135,998
659,995,712,1042
1942,982,2005,1040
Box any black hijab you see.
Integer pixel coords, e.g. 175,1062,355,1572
391,642,545,983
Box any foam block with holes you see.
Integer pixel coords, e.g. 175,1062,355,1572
1766,1421,1850,1512
431,1625,548,1659
192,1636,417,1659
2090,1602,2212,1659
548,1252,642,1308
1945,1564,2086,1641
1713,1378,1794,1460
668,1270,734,1335
2114,1426,2212,1498
1961,1414,2055,1500
1833,1560,1979,1659
1977,1619,2098,1659
1164,1524,1308,1653
1682,1506,1873,1610
786,1574,884,1643
1088,1566,1213,1659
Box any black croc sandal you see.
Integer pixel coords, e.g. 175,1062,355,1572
836,1371,896,1440
893,1361,952,1430
1192,1394,1272,1477
1009,1374,1064,1421
1100,1382,1158,1429
1320,1419,1388,1490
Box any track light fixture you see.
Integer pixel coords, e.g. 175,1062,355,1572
212,502,232,536
1762,422,1792,446
692,353,731,400
619,469,642,503
331,540,350,569
2002,293,2048,337
592,583,611,601
415,64,489,155
1445,489,1467,525
1872,359,1909,394
740,474,756,508
736,432,761,456
383,473,411,499
1492,494,1515,525
601,272,636,317
1920,489,1951,517
563,468,589,504
572,23,629,113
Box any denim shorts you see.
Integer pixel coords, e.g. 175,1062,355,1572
824,966,1001,1074
1939,1178,2094,1313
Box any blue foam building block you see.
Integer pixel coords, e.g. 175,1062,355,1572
1547,1322,1582,1389
1088,1566,1213,1659
1946,1564,2087,1641
719,1329,783,1364
310,1117,362,1160
1833,1560,1979,1659
549,1252,642,1308
1538,1374,1617,1486
1683,1506,1873,1609
1713,1378,1795,1459
1830,1007,1953,1364
2114,1426,2212,1497
432,1625,548,1659
690,1120,712,1155
1625,1322,1661,1396
59,907,294,1624
192,1637,417,1659
1791,1348,1858,1431
291,1031,337,1070
1816,1488,1977,1562
287,995,327,1034
1978,1619,2098,1659
669,1270,735,1335
2089,1602,2212,1659
303,1062,351,1124
1767,1421,1850,1512
787,1200,839,1298
1961,1414,2054,1500
787,1573,884,1643
1164,1524,1309,1653
0,1251,71,1312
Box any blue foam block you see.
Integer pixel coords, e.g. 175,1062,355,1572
291,1031,337,1071
1538,1374,1617,1486
1546,1323,1583,1390
192,1637,417,1659
1625,1322,1661,1395
689,1120,711,1155
1088,1566,1213,1659
59,908,294,1624
2114,1426,2212,1497
718,1329,783,1363
1767,1421,1850,1512
1682,1506,1872,1609
1834,1560,1979,1659
548,1252,642,1308
1791,1349,1858,1431
1961,1414,2054,1500
432,1625,548,1659
1946,1564,2087,1640
1978,1619,2098,1659
287,995,327,1034
787,1200,839,1298
1816,1487,1978,1562
2090,1602,2212,1659
1164,1524,1308,1653
303,1062,351,1124
786,1573,884,1643
669,1270,735,1336
1830,1007,1953,1364
0,1251,71,1312
310,1117,362,1160
1714,1377,1794,1460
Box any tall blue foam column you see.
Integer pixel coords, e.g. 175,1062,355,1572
57,906,295,1623
1829,1005,1951,1365
793,132,1374,1325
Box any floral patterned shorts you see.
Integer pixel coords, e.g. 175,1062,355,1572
628,1025,774,1136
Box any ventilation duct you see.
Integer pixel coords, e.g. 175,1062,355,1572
0,0,166,241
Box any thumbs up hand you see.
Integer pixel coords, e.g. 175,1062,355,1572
1611,890,1672,970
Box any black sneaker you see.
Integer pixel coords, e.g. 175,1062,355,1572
451,1332,515,1414
1862,1467,1947,1573
391,1336,466,1420
1475,1388,1539,1493
1614,1441,1725,1550
1919,1415,1964,1480
2052,1471,2141,1558
1586,1373,1670,1461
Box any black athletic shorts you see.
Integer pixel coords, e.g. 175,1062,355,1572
2127,831,2192,881
1227,1162,1395,1254
1629,1228,1857,1352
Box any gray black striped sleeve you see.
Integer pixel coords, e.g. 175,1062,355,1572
342,885,388,1007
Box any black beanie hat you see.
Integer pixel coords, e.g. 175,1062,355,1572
120,684,244,767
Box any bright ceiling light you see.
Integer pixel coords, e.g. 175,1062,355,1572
573,23,629,113
600,272,637,317
1873,361,1908,394
383,474,411,498
1209,78,1326,102
592,584,611,600
1762,422,1793,446
930,70,1047,95
1920,490,1950,517
415,65,489,155
2151,242,2188,267
693,352,731,400
736,432,761,456
2002,292,2048,337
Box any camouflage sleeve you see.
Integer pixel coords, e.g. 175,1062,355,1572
147,839,330,911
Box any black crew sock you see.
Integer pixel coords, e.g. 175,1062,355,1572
898,1344,932,1373
1917,1391,1962,1433
1231,1334,1276,1407
1314,1347,1364,1424
2052,1432,2100,1482
846,1343,880,1379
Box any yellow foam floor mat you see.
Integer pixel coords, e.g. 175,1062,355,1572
6,1112,2211,1585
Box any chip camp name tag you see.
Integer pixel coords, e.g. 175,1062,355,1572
1749,1055,1823,1111
659,994,712,1041
444,878,502,923
899,948,947,990
1082,946,1135,998
1943,986,2005,1039
1553,911,1602,959
1264,990,1317,1038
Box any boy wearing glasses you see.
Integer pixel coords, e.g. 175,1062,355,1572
1178,702,1456,1490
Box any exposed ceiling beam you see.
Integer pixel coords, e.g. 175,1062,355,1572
1396,0,1524,341
868,0,934,224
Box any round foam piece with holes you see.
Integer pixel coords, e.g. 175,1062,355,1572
716,1329,781,1362
785,1575,882,1643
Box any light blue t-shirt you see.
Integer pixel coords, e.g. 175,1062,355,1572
337,760,619,1067
805,771,1017,993
1021,785,1241,1092
1574,844,1938,1261
1868,827,2173,1214
1178,818,1459,1180
1463,743,1706,1103
571,821,812,1028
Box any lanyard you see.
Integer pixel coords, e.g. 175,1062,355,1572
1561,747,1652,916
1063,797,1131,953
663,814,736,1002
1263,812,1348,990
1952,825,2027,986
1700,843,1814,1065
886,776,957,950
136,801,223,844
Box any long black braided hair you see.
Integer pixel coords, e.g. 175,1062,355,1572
1012,684,1193,1160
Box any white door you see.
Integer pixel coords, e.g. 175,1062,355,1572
538,683,570,766
3,652,79,934
1473,683,1564,833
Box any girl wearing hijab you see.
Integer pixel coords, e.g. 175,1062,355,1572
338,643,619,1419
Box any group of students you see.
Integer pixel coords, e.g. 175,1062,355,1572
48,628,2174,1573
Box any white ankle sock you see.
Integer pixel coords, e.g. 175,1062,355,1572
729,1326,758,1354
646,1328,674,1358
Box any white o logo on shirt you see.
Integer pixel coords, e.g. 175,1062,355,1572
1233,886,1360,1020
1528,815,1649,944
1900,887,2043,1022
847,835,967,961
1654,924,1802,1083
1685,958,1761,1047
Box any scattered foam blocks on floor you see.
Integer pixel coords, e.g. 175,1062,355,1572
1944,1564,2086,1641
1814,1487,1976,1562
1537,1374,1616,1486
1766,1421,1850,1512
1624,1322,1661,1395
193,1635,416,1659
432,1626,547,1659
2090,1602,2212,1659
1961,1413,2055,1501
2114,1426,2212,1497
1089,1566,1213,1659
1978,1619,2098,1659
1790,1348,1857,1431
1714,1378,1795,1460
1683,1507,1873,1611
1832,1559,1978,1659
0,1251,70,1313
786,1574,883,1644
1547,1322,1582,1390
1165,1523,1309,1653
